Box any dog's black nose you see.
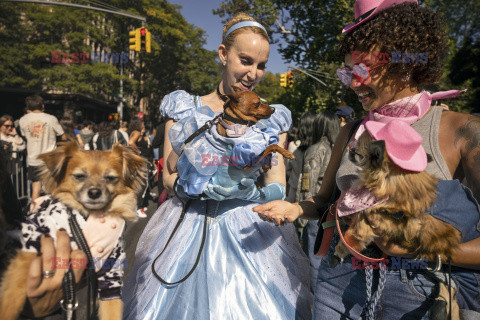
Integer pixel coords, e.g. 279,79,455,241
88,188,102,199
270,106,275,113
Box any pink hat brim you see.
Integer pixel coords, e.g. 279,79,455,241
342,0,418,34
365,120,427,172
387,144,427,172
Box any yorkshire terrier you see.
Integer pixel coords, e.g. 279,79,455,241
333,120,461,319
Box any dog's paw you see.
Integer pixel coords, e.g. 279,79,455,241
334,242,350,259
284,151,295,160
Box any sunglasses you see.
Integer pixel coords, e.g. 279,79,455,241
2,124,13,128
336,63,384,86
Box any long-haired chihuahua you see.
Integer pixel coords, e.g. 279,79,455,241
0,142,147,320
334,120,461,262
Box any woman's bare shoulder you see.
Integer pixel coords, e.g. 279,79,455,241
440,111,480,136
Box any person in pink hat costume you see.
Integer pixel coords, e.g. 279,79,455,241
254,0,480,318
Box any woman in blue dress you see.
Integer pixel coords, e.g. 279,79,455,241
122,13,313,320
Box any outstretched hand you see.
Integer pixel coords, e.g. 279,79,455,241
24,230,87,317
252,200,302,226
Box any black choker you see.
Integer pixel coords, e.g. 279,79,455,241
216,85,228,102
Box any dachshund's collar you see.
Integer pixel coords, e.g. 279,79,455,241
221,112,255,126
219,118,249,138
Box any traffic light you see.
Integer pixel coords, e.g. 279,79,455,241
129,28,141,52
280,72,287,87
108,113,120,121
287,72,294,87
140,27,152,53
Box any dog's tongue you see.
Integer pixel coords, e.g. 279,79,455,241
337,185,388,217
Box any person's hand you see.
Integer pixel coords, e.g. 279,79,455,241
203,178,260,201
253,201,302,226
23,230,87,317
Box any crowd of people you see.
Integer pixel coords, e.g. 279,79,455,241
1,0,480,319
0,95,164,219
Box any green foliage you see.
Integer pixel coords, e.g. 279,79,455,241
212,0,280,42
0,0,221,119
254,72,286,103
213,0,357,118
215,0,480,118
424,0,480,113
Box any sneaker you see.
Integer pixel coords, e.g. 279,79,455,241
136,208,147,218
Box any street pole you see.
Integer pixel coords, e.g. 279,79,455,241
118,64,124,121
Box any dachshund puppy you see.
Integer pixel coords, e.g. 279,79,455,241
0,143,147,320
218,86,294,171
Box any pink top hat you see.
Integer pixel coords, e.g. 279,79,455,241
365,119,427,172
343,0,418,34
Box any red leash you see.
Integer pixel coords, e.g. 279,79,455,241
335,191,388,263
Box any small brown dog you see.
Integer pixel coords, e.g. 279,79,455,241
333,120,462,319
0,143,147,320
218,86,294,170
334,125,461,263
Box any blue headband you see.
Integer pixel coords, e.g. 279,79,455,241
223,21,268,42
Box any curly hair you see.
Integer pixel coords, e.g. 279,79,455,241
338,3,448,86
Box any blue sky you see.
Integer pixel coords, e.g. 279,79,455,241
169,0,288,75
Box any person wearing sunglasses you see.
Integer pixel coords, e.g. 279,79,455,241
0,114,25,174
254,0,480,319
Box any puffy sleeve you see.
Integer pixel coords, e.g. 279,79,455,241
159,90,196,122
255,104,292,134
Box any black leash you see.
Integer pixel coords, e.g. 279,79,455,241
151,196,209,285
60,269,77,320
216,85,228,102
181,86,258,152
182,114,222,148
66,212,98,320
222,112,255,126
154,86,258,285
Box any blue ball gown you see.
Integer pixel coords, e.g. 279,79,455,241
122,91,313,320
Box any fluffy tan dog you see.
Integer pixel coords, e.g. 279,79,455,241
334,125,461,320
0,142,147,320
334,130,461,262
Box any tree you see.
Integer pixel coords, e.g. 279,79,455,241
212,0,280,42
0,0,221,120
215,0,480,117
424,0,480,113
213,0,356,118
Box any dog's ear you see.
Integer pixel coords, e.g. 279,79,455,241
38,142,78,181
112,145,148,193
367,140,385,170
426,153,433,163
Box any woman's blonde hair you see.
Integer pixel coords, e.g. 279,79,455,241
222,13,268,51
